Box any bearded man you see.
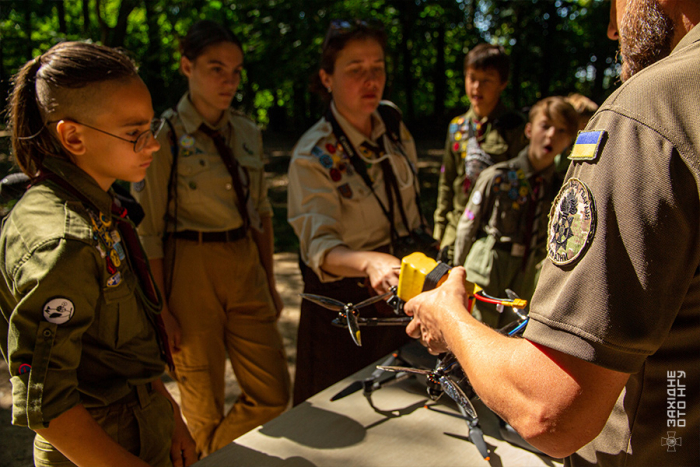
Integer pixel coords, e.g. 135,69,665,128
404,1,700,466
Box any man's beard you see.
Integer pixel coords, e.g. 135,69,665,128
619,0,675,81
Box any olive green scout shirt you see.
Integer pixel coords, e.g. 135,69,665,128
133,93,272,260
0,157,164,429
526,24,700,467
433,103,527,262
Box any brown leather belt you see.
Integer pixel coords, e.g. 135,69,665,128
173,227,247,243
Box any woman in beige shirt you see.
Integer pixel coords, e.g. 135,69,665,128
288,20,425,405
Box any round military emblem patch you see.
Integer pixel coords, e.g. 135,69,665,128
547,178,596,266
43,298,75,324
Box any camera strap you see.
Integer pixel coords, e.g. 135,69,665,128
325,108,408,244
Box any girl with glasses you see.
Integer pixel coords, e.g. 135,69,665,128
131,20,290,457
287,20,429,405
1,41,196,466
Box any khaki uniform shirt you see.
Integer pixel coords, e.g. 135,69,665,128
132,93,272,260
288,103,421,282
0,157,164,429
433,104,527,259
526,25,700,467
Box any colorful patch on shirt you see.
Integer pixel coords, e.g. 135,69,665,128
471,190,482,206
319,154,334,169
107,272,122,287
330,168,342,182
338,183,353,199
568,130,607,162
464,209,475,221
113,242,126,261
179,134,195,149
18,363,31,375
326,143,337,154
110,249,122,268
455,132,463,141
311,146,325,158
547,178,596,266
133,180,145,192
43,297,75,325
449,123,458,133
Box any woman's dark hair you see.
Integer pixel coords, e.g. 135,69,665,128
180,20,242,61
8,41,138,177
311,20,387,96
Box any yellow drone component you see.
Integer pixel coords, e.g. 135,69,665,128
397,252,475,302
396,252,528,310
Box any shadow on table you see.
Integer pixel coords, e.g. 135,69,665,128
203,443,317,467
259,402,365,449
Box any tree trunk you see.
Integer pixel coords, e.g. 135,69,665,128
433,22,446,118
82,0,90,35
142,0,167,109
111,0,138,47
57,0,67,35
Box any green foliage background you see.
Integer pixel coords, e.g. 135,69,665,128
1,0,619,135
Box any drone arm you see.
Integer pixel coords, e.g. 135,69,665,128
404,267,630,458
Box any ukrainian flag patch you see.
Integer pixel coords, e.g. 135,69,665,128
568,130,607,162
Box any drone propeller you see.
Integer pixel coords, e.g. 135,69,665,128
299,293,347,311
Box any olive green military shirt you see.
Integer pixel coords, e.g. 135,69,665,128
0,157,164,430
454,147,555,268
288,102,421,282
526,24,700,467
433,103,527,263
133,93,272,260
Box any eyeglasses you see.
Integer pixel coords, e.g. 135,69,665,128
47,118,165,152
323,19,371,49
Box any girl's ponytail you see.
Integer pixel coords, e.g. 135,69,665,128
8,56,51,177
6,42,138,178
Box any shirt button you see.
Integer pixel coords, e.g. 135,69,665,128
225,183,232,191
43,329,52,338
189,181,197,190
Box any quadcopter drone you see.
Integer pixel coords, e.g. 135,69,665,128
301,252,527,347
304,252,531,461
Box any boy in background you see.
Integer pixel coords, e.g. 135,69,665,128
453,96,578,328
553,93,599,189
433,44,527,264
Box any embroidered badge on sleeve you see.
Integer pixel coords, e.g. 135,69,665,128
547,178,596,266
569,130,607,161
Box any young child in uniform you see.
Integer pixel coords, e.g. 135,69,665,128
433,43,528,264
553,93,599,189
0,42,196,467
453,96,578,328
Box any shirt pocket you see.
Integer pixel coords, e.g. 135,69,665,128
99,270,148,349
177,154,213,205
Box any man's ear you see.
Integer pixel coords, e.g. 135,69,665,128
181,56,193,78
55,120,87,156
525,122,532,140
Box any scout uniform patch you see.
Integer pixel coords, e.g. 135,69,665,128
133,180,145,192
547,178,596,265
569,130,607,161
43,297,75,324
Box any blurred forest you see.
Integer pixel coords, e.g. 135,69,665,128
1,0,619,135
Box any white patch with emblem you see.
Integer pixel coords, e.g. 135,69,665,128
547,178,596,266
471,190,482,206
43,298,75,324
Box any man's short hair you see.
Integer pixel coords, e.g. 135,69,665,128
464,43,510,83
529,96,579,137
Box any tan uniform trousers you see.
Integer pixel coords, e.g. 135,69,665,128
166,235,290,456
33,384,174,467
